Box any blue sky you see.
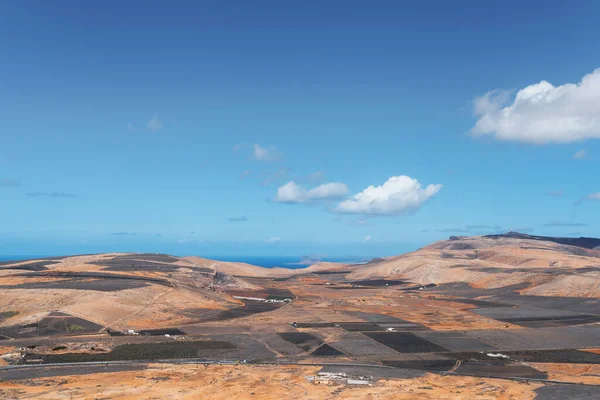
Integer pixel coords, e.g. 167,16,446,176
1,1,599,257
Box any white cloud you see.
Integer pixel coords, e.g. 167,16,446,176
275,181,307,203
363,235,371,244
470,68,600,144
275,181,349,203
588,192,600,201
574,150,588,160
307,182,348,200
253,144,281,161
147,114,163,132
267,237,281,244
336,175,442,216
232,143,243,152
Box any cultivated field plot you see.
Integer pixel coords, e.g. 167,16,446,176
23,340,236,364
0,364,148,382
344,311,429,330
464,326,600,350
0,277,151,292
278,332,323,351
454,361,548,379
363,332,449,353
343,279,407,287
474,307,600,328
310,343,346,356
251,333,305,356
535,384,600,399
438,298,515,308
0,313,102,339
330,332,401,357
382,358,457,372
414,331,498,352
200,300,283,322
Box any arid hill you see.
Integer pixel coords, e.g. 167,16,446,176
347,233,600,297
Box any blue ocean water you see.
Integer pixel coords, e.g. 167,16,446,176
203,256,369,269
0,255,369,269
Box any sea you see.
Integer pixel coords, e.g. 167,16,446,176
0,255,370,269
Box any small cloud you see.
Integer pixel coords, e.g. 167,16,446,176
466,224,501,231
543,221,587,227
275,181,349,203
0,179,21,187
147,114,163,132
574,150,588,160
79,240,89,244
437,227,469,233
227,216,248,222
253,144,282,161
587,192,600,201
26,191,78,198
232,143,243,152
336,175,441,216
363,235,372,244
111,232,136,236
240,170,253,181
436,225,502,234
546,190,564,197
267,237,281,244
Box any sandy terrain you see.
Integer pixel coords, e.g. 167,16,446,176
0,364,541,400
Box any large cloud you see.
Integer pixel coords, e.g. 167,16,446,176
336,175,441,215
275,181,349,203
470,68,600,144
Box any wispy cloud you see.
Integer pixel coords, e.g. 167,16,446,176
546,190,564,197
262,168,289,186
543,221,587,227
363,235,372,244
275,181,349,203
232,143,243,152
26,191,78,198
573,150,588,160
147,114,163,132
0,179,21,187
436,225,502,234
587,192,600,201
253,144,282,161
111,232,136,236
227,216,248,222
267,237,281,244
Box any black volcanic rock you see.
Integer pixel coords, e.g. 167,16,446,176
484,232,600,250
